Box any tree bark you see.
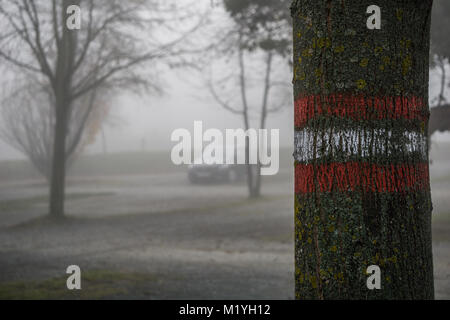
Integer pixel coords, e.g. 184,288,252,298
437,56,446,107
49,0,78,218
292,0,434,299
49,98,68,219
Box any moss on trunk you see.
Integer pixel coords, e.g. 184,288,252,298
292,0,434,299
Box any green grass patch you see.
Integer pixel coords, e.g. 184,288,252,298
0,270,156,300
0,192,114,213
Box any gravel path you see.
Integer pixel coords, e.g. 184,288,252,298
0,169,448,299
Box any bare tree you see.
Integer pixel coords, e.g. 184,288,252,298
205,0,291,197
431,0,450,107
0,0,202,218
431,55,448,107
0,76,109,181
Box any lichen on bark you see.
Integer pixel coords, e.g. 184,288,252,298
292,0,434,299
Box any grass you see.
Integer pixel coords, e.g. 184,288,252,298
0,270,156,300
0,192,114,213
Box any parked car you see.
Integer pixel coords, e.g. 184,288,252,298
188,148,247,184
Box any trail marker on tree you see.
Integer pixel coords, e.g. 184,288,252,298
292,0,434,299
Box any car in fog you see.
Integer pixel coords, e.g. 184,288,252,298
188,161,247,184
188,147,248,184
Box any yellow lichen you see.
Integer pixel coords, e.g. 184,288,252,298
310,276,318,288
302,48,313,57
314,69,322,78
396,9,403,21
334,45,345,53
360,58,369,67
402,55,412,75
356,79,367,89
374,46,383,54
316,37,330,49
382,56,391,64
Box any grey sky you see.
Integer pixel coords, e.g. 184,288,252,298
0,0,448,161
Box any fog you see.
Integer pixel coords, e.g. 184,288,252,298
1,63,448,161
0,0,448,161
0,0,449,300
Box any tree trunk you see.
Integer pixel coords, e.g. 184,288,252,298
49,0,78,218
252,164,262,198
246,164,262,198
292,0,434,299
437,56,446,107
49,101,68,219
245,135,257,198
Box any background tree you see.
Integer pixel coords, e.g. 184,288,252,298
206,0,292,197
292,0,434,299
426,0,450,154
0,77,110,181
0,0,199,218
430,0,450,107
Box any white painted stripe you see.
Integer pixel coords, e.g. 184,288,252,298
294,128,427,162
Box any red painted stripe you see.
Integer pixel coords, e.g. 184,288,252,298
295,162,429,194
294,94,426,127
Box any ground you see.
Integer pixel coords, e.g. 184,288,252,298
0,145,449,300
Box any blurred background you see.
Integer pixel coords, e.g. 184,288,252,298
0,0,448,299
